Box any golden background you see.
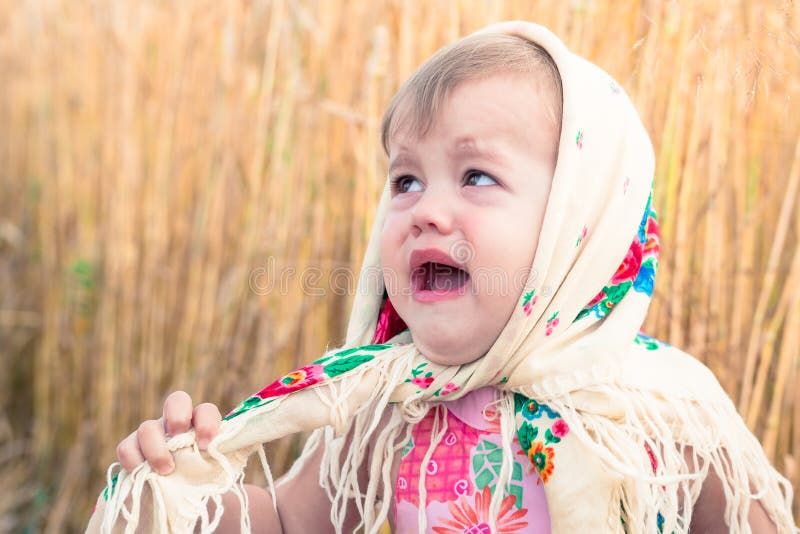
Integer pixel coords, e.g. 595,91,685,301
0,0,797,530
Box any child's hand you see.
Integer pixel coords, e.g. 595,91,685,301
115,391,222,475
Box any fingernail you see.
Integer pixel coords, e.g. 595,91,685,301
197,438,209,450
160,461,174,475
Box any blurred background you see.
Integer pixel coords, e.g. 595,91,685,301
0,0,798,531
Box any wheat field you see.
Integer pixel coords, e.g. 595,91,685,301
0,0,797,531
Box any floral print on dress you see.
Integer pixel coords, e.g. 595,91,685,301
395,389,550,533
472,439,525,509
432,486,529,534
396,407,482,507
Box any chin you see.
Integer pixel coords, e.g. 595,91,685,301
413,334,487,366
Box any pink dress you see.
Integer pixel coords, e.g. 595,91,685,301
394,387,551,533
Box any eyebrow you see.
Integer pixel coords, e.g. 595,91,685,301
449,136,505,164
387,152,416,175
388,137,506,174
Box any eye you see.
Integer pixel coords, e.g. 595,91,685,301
464,170,498,187
391,175,423,194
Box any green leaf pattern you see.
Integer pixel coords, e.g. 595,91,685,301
471,439,525,509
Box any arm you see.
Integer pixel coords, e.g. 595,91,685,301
207,436,366,534
686,447,779,534
211,405,397,533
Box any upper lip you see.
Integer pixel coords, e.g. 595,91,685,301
409,248,468,272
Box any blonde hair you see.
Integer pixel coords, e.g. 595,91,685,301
381,33,563,155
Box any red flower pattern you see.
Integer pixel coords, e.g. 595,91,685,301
432,486,528,534
551,419,569,438
254,364,324,399
611,238,643,285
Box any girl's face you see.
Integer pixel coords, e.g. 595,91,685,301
381,73,559,366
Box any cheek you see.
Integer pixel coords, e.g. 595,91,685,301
380,214,402,257
469,215,537,267
380,215,405,292
465,215,539,300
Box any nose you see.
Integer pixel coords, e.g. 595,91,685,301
410,186,455,236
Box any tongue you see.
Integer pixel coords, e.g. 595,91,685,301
426,263,468,291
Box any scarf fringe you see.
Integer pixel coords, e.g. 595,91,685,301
97,348,417,533
316,349,417,534
95,345,797,533
315,387,522,534
516,382,797,533
99,434,257,534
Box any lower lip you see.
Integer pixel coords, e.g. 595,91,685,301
411,279,470,303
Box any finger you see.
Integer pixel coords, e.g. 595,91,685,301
116,431,146,473
192,403,222,450
137,419,174,475
162,390,193,436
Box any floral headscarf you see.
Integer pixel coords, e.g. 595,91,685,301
88,21,795,534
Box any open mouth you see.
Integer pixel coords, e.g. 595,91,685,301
411,261,470,294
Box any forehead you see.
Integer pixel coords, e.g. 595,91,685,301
387,74,559,156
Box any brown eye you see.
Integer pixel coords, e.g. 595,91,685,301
392,175,422,194
464,170,498,187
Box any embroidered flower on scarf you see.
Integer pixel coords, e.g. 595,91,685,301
544,311,560,336
312,344,390,365
521,289,538,316
632,258,656,296
254,364,325,399
643,214,660,256
551,419,569,438
225,395,269,419
432,486,528,534
575,129,584,149
226,347,386,419
585,290,604,308
575,281,632,321
412,376,434,388
574,195,661,323
634,332,669,351
575,225,588,247
102,472,120,502
407,362,434,389
518,399,559,421
435,382,460,396
611,238,643,285
644,442,658,474
528,442,555,483
632,213,659,296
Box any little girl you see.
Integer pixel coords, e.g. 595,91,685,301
90,21,796,533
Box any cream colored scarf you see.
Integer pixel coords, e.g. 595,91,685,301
87,21,796,534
